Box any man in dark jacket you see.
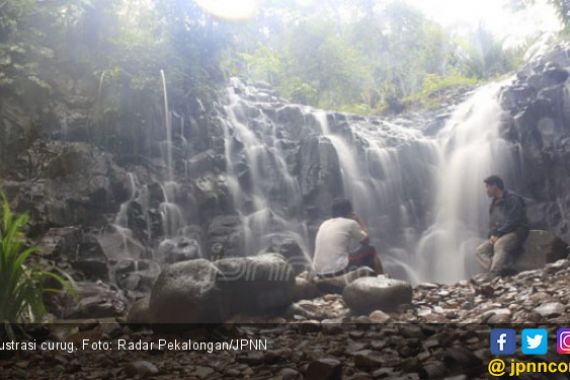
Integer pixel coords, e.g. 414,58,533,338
476,175,529,276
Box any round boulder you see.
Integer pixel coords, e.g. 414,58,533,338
149,259,225,323
214,253,295,315
342,275,413,314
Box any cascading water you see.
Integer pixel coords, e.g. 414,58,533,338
158,70,186,243
314,109,440,282
221,78,311,264
103,75,520,286
218,77,520,284
415,80,522,283
160,69,174,182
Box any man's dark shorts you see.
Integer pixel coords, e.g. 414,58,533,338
317,245,378,278
347,244,377,271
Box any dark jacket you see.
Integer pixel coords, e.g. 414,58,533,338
489,190,529,238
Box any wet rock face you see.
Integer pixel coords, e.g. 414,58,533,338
297,137,343,218
7,141,130,231
158,237,201,264
342,276,413,314
39,227,109,280
514,230,569,272
206,215,244,258
498,46,570,242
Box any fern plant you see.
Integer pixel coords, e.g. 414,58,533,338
0,191,74,325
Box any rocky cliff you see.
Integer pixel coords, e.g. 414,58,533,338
498,43,570,243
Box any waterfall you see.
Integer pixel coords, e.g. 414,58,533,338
108,75,519,285
221,78,311,262
415,80,521,283
160,69,174,181
115,172,137,227
159,181,186,238
218,77,520,284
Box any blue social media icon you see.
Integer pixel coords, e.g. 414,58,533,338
522,329,548,355
490,329,516,355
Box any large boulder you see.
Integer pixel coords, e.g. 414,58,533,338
343,275,413,314
149,259,225,323
514,230,569,272
313,267,376,294
145,254,297,322
214,253,296,315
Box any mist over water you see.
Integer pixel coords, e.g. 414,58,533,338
415,81,521,283
104,74,523,284
215,78,522,284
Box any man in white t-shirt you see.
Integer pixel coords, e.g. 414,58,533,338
312,198,384,277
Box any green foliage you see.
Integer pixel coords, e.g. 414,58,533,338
454,27,523,79
0,0,532,127
240,45,283,84
223,0,523,115
404,72,478,109
0,192,75,324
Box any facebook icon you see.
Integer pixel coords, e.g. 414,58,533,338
491,329,516,355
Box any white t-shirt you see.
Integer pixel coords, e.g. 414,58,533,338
312,217,367,275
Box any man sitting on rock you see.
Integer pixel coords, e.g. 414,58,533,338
476,175,529,276
312,198,384,278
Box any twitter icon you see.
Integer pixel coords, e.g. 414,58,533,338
522,329,548,355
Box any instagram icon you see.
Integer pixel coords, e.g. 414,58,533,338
557,329,570,354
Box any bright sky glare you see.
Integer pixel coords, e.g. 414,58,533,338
194,0,258,20
193,0,561,47
401,0,561,47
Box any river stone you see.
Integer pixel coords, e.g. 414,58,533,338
369,310,391,323
305,358,342,380
149,259,225,323
314,267,376,294
534,302,565,318
343,276,413,314
124,361,159,378
214,253,295,314
513,230,568,272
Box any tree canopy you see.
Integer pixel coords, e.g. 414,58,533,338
0,0,558,120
